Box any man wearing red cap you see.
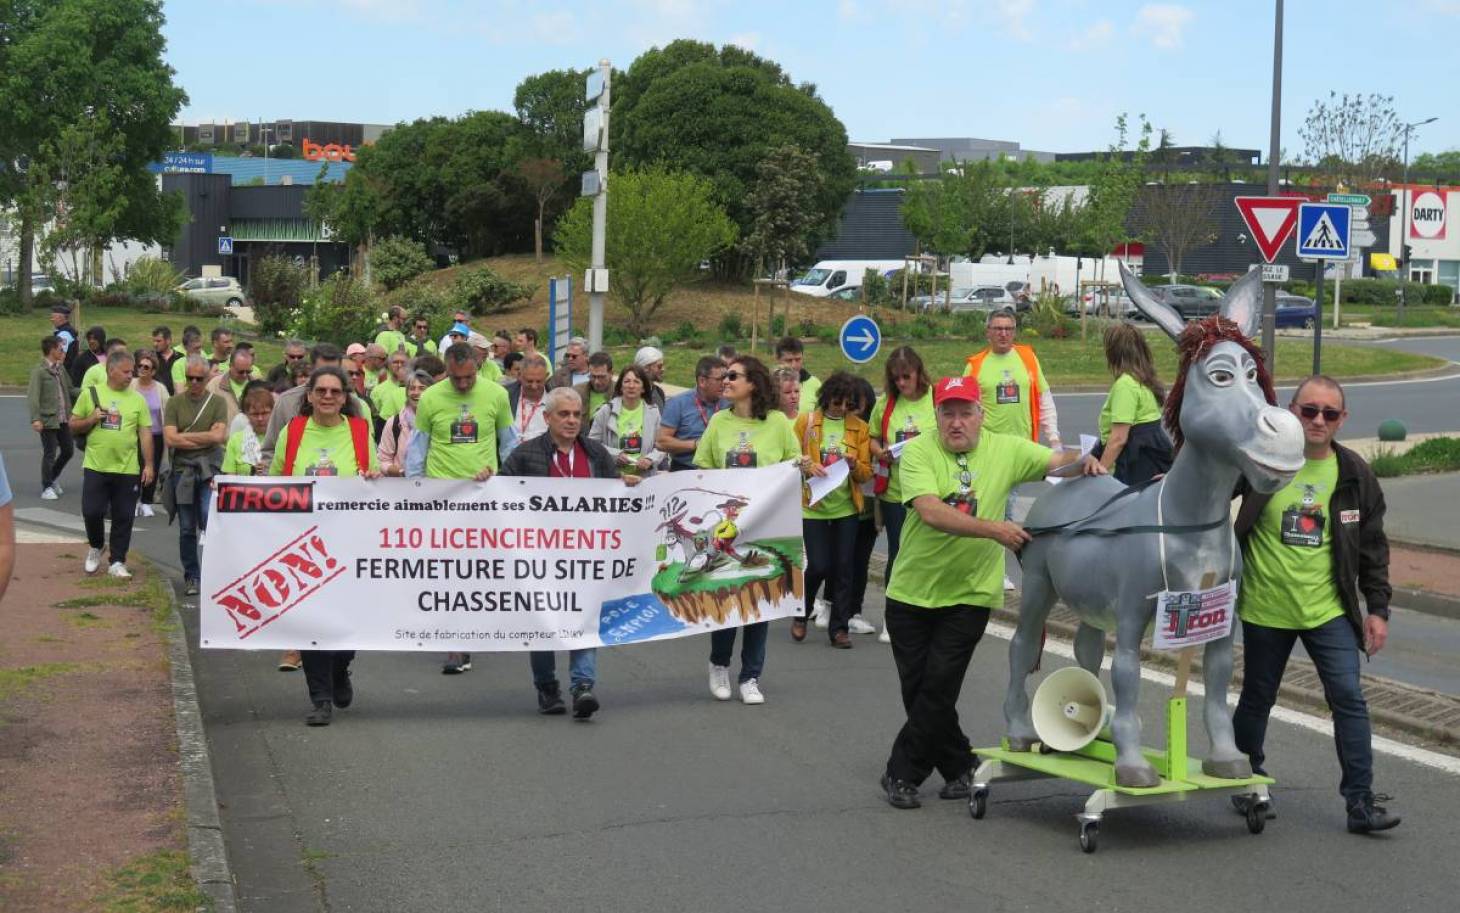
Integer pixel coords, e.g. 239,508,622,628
878,376,1103,810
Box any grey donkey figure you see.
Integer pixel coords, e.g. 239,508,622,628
1002,263,1305,788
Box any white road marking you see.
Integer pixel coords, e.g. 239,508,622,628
1054,368,1460,398
985,620,1460,777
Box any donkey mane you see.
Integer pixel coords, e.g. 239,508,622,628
1162,316,1277,453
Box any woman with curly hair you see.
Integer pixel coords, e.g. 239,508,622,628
693,356,801,705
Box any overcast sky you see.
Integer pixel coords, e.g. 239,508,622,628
164,0,1459,160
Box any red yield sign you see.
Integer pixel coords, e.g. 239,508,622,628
1235,196,1302,263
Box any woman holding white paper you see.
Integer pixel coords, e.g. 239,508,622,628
792,372,873,647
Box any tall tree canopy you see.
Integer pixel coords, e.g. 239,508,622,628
611,40,856,273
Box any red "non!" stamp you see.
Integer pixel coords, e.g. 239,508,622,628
211,527,345,639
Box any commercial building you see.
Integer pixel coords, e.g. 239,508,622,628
890,136,1058,165
173,119,392,158
1389,185,1458,298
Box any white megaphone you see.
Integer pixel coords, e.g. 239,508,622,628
1031,666,1113,752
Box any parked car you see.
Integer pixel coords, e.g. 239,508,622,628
911,285,1013,312
827,286,864,302
177,276,246,309
1071,289,1140,320
1152,284,1223,320
1274,293,1317,329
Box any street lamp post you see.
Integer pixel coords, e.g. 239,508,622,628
1261,0,1283,366
1398,116,1438,323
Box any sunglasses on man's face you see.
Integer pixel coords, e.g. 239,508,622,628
186,374,208,383
1296,404,1343,423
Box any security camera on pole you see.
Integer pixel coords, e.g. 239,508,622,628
582,60,612,353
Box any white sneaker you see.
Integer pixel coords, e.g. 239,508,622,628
848,614,877,635
708,663,732,701
84,548,103,574
879,625,892,644
138,503,155,518
107,562,132,579
1004,575,1017,592
40,487,59,500
813,598,831,629
739,678,765,705
53,482,64,495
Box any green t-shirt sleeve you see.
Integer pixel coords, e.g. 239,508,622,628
268,438,285,475
693,417,718,469
221,431,245,474
490,384,511,432
1034,359,1050,395
479,360,502,383
171,358,187,388
73,388,95,420
776,414,798,462
1107,374,1141,426
1013,437,1055,485
869,394,889,440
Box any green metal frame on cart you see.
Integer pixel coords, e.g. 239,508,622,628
969,695,1275,852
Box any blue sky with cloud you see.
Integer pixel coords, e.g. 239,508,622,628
164,0,1459,158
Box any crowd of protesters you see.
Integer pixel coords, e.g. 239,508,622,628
21,299,1400,832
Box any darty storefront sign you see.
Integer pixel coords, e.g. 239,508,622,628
302,138,363,163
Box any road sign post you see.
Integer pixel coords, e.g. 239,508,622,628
838,315,881,364
583,60,611,354
1313,259,1325,374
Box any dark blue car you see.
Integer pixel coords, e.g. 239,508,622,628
1275,294,1317,329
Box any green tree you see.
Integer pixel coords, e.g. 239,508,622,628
901,160,1014,258
554,168,737,334
740,145,823,276
1298,92,1403,189
1077,114,1151,275
611,40,855,275
370,236,434,291
0,0,188,304
513,67,592,175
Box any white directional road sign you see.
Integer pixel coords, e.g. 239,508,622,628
1297,203,1351,259
1352,230,1378,247
838,315,881,364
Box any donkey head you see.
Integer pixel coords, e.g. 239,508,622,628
1120,264,1304,493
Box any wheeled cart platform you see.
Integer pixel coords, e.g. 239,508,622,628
969,696,1274,853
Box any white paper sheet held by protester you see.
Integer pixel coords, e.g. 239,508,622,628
1046,434,1100,484
805,458,850,505
886,438,911,460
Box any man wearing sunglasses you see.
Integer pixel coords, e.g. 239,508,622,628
1231,375,1399,834
878,376,1102,810
163,356,229,594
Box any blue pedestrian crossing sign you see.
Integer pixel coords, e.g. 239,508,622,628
1296,203,1350,260
838,315,881,364
218,236,234,255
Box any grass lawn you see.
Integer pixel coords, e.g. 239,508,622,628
1337,306,1460,329
1,305,283,386
614,331,1446,391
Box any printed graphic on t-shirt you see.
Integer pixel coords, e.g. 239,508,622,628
996,370,1020,405
725,431,757,468
619,432,642,453
305,448,339,477
942,492,977,515
894,415,920,443
1279,483,1325,547
101,401,123,431
820,430,844,465
450,405,478,444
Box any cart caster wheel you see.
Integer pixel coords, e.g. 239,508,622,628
969,789,988,820
1079,821,1099,854
1246,802,1268,834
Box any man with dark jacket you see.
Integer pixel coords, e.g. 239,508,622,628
1231,375,1398,834
69,325,106,387
500,386,622,720
28,336,76,500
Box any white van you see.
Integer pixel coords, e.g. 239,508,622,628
789,259,908,297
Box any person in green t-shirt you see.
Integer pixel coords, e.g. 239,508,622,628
469,333,503,383
69,349,155,579
268,366,381,728
1232,376,1399,834
81,338,130,391
693,356,805,707
411,344,513,482
775,336,820,415
585,364,665,479
370,349,410,421
868,346,937,634
1095,323,1172,485
791,372,873,648
878,376,1102,810
221,384,275,476
374,305,409,358
404,315,439,359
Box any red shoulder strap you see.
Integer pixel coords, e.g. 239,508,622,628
282,415,310,475
347,417,370,474
879,392,896,440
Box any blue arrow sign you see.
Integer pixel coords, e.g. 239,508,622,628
1296,203,1351,260
838,314,881,364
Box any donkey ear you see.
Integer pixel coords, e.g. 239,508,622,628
1119,262,1186,341
1219,267,1265,338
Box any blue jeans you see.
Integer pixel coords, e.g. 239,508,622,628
1234,615,1373,802
172,474,212,582
880,500,908,587
709,621,767,684
530,649,597,690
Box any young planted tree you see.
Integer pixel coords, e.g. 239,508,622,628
1299,92,1403,189
741,145,823,278
516,158,567,262
554,168,737,335
1136,181,1223,279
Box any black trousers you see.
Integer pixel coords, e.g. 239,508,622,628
139,431,163,504
81,468,140,564
40,425,75,488
884,598,990,785
846,513,878,615
301,650,355,705
802,515,859,637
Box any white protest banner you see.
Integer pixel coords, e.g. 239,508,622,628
1151,580,1236,651
199,465,805,652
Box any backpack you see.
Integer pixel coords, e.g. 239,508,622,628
281,415,371,476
